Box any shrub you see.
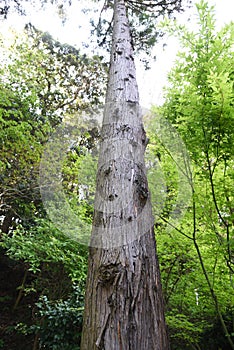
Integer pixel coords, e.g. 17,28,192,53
33,285,84,350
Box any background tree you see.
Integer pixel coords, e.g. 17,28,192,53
0,26,106,234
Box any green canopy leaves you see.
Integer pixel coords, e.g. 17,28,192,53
156,1,234,348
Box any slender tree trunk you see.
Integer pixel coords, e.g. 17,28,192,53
80,0,169,349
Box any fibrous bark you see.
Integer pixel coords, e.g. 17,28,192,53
80,0,169,349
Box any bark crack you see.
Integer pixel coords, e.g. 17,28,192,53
95,312,110,349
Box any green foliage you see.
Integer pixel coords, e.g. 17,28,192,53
166,313,204,349
0,219,88,285
0,26,105,235
152,1,234,348
8,24,107,123
0,76,50,233
34,287,83,350
161,0,234,264
161,0,234,165
0,29,100,349
15,286,83,350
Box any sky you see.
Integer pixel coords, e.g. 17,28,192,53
1,0,234,107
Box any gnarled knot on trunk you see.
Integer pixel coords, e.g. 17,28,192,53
141,125,149,147
134,172,149,202
98,263,122,285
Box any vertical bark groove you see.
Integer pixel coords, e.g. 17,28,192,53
80,0,169,349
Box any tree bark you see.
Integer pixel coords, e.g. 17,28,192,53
80,0,169,349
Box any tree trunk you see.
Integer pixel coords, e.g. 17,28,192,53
80,0,169,349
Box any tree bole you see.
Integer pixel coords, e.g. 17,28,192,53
80,1,169,349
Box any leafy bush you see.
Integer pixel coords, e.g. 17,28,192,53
33,286,84,350
0,219,88,284
166,313,204,349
